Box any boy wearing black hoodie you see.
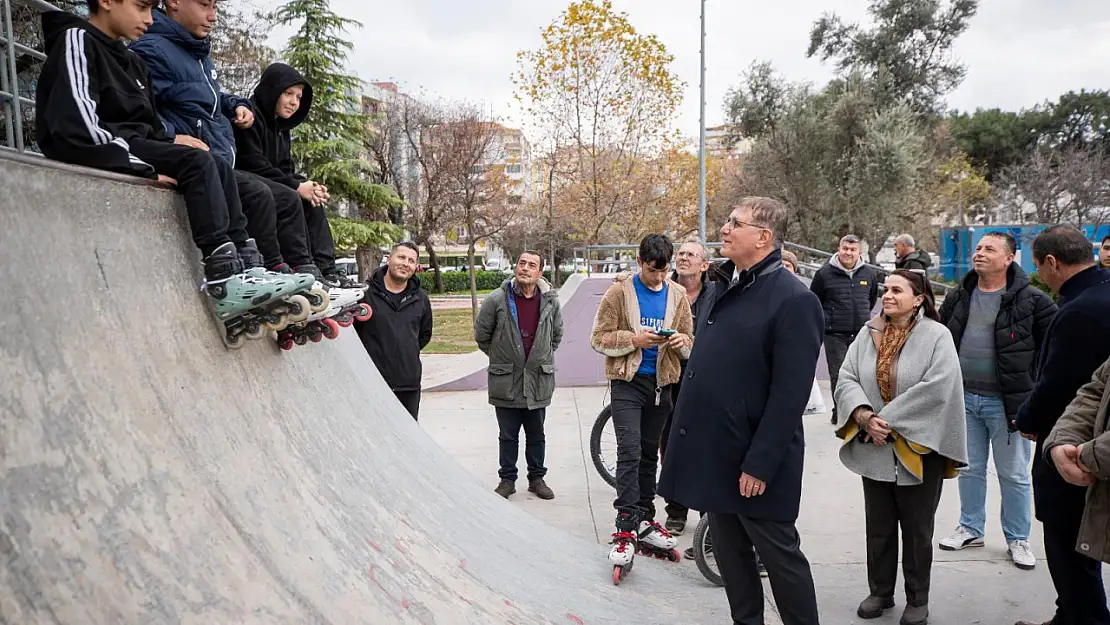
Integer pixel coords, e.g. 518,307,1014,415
35,1,298,340
234,63,358,288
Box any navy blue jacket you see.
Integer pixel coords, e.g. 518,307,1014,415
130,11,249,166
658,250,825,522
1015,265,1110,523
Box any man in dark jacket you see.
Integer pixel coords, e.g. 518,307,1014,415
234,63,357,287
659,197,823,625
893,234,933,274
1013,226,1110,625
474,251,564,501
810,234,878,424
354,242,433,420
938,231,1057,570
130,1,313,276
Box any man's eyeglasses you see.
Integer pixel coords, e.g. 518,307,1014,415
723,216,770,232
676,251,703,259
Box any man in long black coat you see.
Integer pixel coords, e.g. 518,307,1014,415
658,197,824,625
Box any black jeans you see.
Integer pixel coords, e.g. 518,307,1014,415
823,333,853,422
129,139,248,256
610,375,672,530
496,407,547,482
236,171,313,269
393,389,420,421
709,512,819,625
660,378,688,520
1043,513,1110,624
235,171,281,267
302,197,336,274
862,452,945,607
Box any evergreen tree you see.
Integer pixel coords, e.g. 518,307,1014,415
273,0,402,270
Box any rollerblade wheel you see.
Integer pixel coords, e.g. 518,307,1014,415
294,334,309,346
263,312,287,332
335,313,353,328
354,303,372,322
244,321,265,341
307,288,330,313
321,318,340,340
286,294,311,323
279,338,295,351
224,331,244,350
309,328,323,343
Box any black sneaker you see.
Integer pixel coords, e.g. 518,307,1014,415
292,264,324,281
325,271,365,289
494,480,515,499
527,477,555,500
664,516,686,535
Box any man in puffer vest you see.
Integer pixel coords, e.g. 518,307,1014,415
811,234,878,425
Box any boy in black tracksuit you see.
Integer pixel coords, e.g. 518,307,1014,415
35,3,261,284
234,63,356,288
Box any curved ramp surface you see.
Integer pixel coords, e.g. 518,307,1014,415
0,154,697,624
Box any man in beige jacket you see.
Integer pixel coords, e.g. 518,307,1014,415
590,233,694,578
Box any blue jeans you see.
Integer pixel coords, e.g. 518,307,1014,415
957,392,1033,542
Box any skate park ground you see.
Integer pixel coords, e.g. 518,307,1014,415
423,382,1110,624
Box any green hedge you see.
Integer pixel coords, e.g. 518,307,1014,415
415,269,575,293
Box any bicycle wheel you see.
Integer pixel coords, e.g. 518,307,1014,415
589,404,618,488
693,515,724,587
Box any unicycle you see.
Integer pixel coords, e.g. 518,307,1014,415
693,514,724,586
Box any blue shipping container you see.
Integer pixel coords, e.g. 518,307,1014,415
939,224,1107,282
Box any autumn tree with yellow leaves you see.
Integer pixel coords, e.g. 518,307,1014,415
514,0,684,244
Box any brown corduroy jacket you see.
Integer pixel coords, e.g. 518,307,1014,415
589,272,694,387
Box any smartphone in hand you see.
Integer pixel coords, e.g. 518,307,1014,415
655,329,676,337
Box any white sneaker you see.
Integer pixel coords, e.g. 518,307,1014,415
1008,539,1036,570
939,526,984,551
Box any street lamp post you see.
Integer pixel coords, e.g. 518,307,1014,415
698,0,707,242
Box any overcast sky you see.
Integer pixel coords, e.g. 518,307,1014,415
267,0,1110,143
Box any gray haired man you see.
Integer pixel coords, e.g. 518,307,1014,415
894,234,932,275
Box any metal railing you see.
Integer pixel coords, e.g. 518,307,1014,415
0,0,61,153
573,241,954,295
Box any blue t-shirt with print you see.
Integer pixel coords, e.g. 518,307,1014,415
634,274,668,377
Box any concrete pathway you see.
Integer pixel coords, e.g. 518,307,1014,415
422,383,1108,625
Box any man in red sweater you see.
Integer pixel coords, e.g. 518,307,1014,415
474,251,565,500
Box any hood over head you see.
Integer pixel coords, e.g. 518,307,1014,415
254,63,313,129
145,9,211,58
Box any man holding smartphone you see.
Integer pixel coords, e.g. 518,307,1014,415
591,234,695,575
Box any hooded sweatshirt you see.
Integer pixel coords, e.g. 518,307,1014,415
129,10,250,167
34,11,164,179
233,63,314,190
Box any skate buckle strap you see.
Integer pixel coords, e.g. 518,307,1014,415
200,276,233,292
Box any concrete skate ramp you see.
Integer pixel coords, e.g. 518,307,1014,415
0,153,692,624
